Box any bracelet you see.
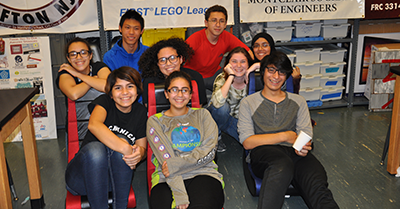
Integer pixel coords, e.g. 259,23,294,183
229,74,235,77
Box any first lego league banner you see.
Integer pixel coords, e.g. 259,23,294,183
0,0,98,35
240,0,365,23
102,0,234,30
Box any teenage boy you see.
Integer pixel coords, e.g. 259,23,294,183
184,5,253,90
103,10,148,73
238,51,339,209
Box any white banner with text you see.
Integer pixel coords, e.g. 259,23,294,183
102,0,234,30
0,0,99,35
240,0,365,23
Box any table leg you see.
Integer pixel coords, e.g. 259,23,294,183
21,103,44,208
0,141,12,209
387,75,400,174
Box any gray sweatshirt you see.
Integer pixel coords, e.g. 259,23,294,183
146,108,223,207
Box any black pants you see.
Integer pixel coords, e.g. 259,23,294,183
150,175,224,209
251,145,339,209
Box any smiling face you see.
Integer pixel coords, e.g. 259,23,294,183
157,47,183,77
165,77,192,110
253,37,271,61
204,12,227,38
263,64,286,92
229,52,248,77
119,19,144,51
67,41,92,73
111,78,138,113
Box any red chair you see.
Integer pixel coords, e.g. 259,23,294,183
65,96,136,209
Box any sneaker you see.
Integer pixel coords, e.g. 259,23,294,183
217,136,226,152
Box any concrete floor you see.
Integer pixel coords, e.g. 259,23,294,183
4,105,400,209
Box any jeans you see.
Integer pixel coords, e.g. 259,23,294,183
207,102,239,142
65,141,134,209
251,145,339,209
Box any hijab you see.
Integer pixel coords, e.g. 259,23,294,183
251,32,277,62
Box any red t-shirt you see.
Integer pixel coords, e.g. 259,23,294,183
184,29,250,78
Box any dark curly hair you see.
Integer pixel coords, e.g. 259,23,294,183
139,37,194,80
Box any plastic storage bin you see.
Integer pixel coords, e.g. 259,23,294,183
265,21,292,28
295,61,322,75
319,74,346,88
320,62,346,75
299,87,322,101
283,46,322,63
276,47,296,64
315,44,347,63
322,19,348,25
142,28,186,46
294,22,322,37
264,27,295,42
300,74,322,88
321,24,350,39
320,86,345,101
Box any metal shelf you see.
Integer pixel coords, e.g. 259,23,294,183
275,38,353,47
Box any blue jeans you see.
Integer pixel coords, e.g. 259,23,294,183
65,141,133,209
207,102,239,142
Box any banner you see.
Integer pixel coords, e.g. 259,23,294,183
365,0,400,19
0,0,99,35
0,36,57,141
102,0,234,30
240,0,365,23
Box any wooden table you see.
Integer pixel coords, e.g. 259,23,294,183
387,66,400,174
0,87,44,209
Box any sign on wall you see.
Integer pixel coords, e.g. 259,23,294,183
0,36,57,141
102,0,234,30
365,0,400,19
0,0,99,35
240,0,365,23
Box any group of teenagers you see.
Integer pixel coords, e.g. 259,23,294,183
57,4,339,209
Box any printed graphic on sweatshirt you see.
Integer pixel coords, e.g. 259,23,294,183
171,125,200,152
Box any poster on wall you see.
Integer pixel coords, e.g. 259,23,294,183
0,36,57,141
240,0,365,23
0,0,99,35
102,0,234,30
348,33,400,94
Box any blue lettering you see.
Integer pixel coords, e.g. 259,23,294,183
168,7,175,15
187,6,207,15
136,8,142,16
120,9,127,16
155,7,160,15
176,6,183,15
161,7,167,15
143,8,150,16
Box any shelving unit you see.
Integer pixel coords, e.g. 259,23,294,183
237,19,366,110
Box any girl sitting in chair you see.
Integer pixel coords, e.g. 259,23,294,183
147,71,224,209
65,67,147,209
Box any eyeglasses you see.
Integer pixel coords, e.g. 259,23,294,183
208,19,226,25
266,67,286,76
253,43,270,49
158,55,180,65
167,87,191,95
68,50,91,59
